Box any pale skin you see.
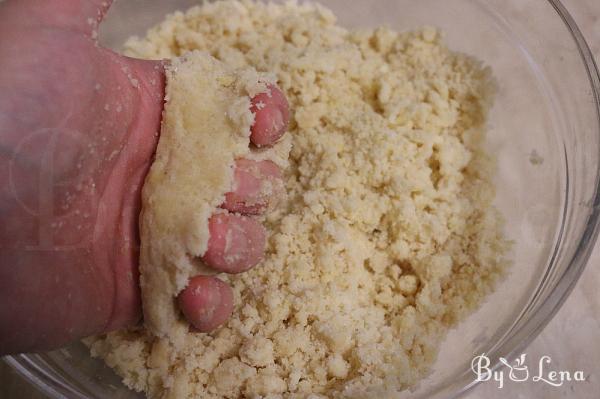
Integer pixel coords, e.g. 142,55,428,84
0,0,290,354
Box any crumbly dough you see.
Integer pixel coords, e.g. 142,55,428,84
87,1,510,398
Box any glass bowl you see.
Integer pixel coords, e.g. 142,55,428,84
4,0,600,398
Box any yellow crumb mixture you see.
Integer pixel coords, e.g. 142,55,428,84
87,1,510,398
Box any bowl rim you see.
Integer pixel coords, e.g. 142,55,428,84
3,1,600,398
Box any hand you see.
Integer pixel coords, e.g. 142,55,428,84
0,0,289,354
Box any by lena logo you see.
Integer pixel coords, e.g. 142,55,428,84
471,353,586,389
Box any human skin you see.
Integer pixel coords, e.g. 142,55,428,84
0,0,289,354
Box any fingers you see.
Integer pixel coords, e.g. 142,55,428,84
178,214,265,330
178,214,261,331
177,276,233,333
223,159,283,215
179,85,288,331
202,213,266,274
250,85,290,147
201,84,289,270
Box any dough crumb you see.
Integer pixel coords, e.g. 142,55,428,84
89,1,510,398
529,149,544,165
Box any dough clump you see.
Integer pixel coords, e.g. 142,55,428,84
88,1,510,398
139,51,281,346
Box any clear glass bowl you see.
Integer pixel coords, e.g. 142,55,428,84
4,0,600,398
